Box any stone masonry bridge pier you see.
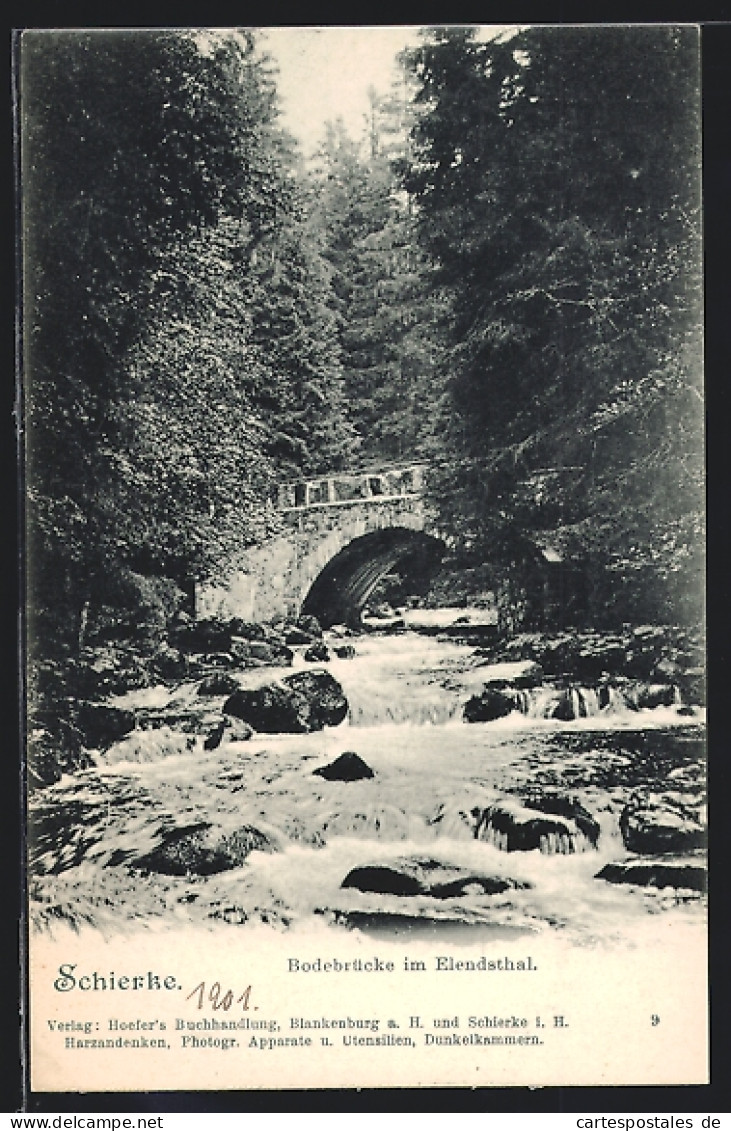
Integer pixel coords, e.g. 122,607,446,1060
197,464,448,627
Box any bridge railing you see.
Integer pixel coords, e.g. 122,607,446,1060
277,463,426,511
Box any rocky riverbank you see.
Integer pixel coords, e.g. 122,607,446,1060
27,613,345,788
27,618,706,943
28,615,704,789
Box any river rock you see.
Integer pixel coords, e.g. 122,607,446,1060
229,638,294,667
197,672,240,697
227,619,267,640
27,725,93,790
230,638,256,665
248,640,294,666
134,822,274,876
341,857,530,899
474,798,590,853
483,627,696,685
573,641,629,680
150,644,187,680
172,618,232,654
75,702,136,750
221,684,304,732
665,762,706,794
463,687,518,722
507,633,582,675
285,627,317,645
521,793,600,847
304,641,331,663
203,716,254,751
677,667,706,707
134,702,220,735
631,683,677,709
544,688,577,721
313,752,374,781
222,669,348,733
283,670,349,724
652,657,683,683
328,624,354,638
624,626,675,677
596,855,706,893
203,720,226,751
334,644,357,659
76,646,156,695
619,797,705,854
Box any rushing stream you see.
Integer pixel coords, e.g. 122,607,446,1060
29,631,706,948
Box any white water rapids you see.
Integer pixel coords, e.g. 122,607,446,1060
30,631,706,948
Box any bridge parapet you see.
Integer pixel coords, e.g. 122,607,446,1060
277,463,426,511
198,463,440,624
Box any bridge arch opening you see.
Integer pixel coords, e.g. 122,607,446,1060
300,527,446,629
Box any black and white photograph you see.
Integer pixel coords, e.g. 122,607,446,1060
19,24,707,1093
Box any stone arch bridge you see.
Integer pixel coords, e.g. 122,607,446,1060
197,464,448,627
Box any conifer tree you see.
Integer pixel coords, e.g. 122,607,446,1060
404,25,702,623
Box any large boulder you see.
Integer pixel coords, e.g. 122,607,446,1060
282,670,349,726
596,855,706,893
134,822,275,876
222,669,348,733
474,798,593,853
341,857,530,899
619,796,705,855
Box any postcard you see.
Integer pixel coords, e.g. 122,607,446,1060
19,24,706,1094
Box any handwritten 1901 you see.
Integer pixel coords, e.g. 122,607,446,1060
185,981,254,1012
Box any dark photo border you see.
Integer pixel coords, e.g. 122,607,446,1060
7,7,730,1115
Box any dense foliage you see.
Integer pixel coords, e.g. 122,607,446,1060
403,25,703,624
22,29,352,650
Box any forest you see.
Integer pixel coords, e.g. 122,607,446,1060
21,25,703,683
